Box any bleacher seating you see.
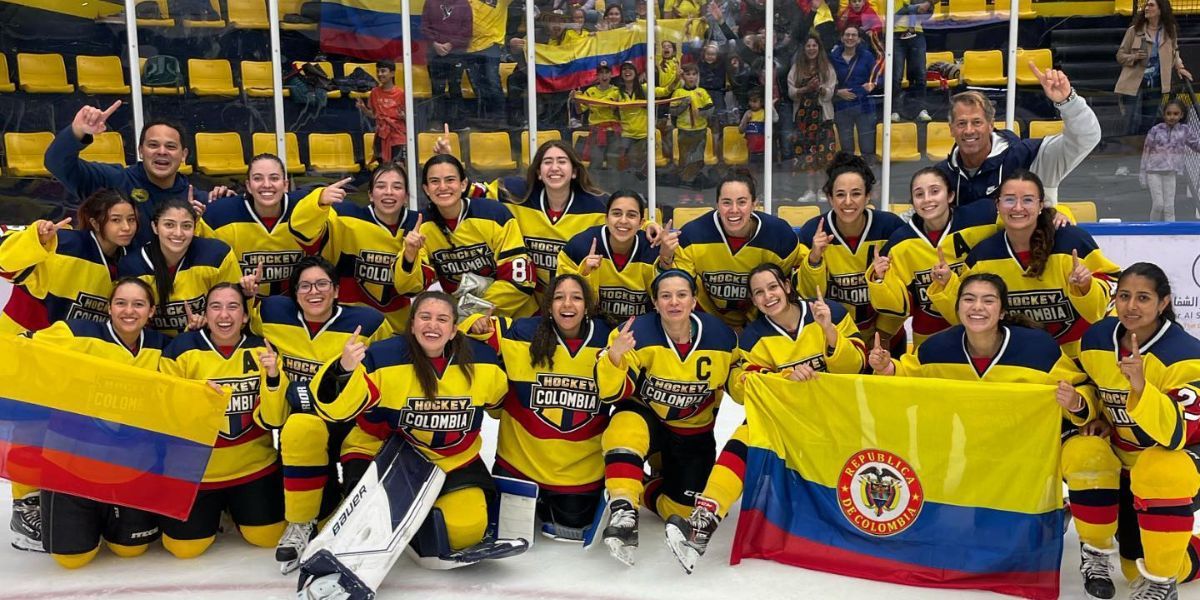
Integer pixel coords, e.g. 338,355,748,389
293,61,342,98
195,132,249,176
363,133,377,168
17,53,74,94
252,132,305,173
227,0,269,29
876,123,921,162
962,50,1006,87
886,203,913,215
925,51,960,88
4,132,54,177
778,205,821,227
188,59,239,97
926,122,954,160
672,206,711,227
279,0,318,30
180,0,227,28
76,55,130,95
79,131,127,166
136,0,174,26
469,132,518,171
241,60,288,97
1059,201,1098,223
0,54,14,93
139,57,185,95
671,130,718,166
571,131,590,166
1029,120,1064,139
342,62,377,100
520,130,562,167
307,133,360,174
721,126,749,166
418,131,462,164
1015,48,1052,86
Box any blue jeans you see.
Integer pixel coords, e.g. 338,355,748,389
834,104,876,158
464,45,504,120
892,32,927,118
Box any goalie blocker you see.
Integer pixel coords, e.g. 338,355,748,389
296,437,529,600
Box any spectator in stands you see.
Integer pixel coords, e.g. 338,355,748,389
1140,99,1200,221
658,41,681,89
804,0,838,53
596,4,625,30
665,0,702,18
699,42,729,126
574,61,622,170
830,25,877,160
1115,0,1193,136
789,34,838,203
421,0,472,131
728,54,755,117
936,66,1100,206
671,63,715,188
837,0,885,93
46,102,225,247
356,61,407,164
739,89,769,164
890,0,933,123
464,0,512,128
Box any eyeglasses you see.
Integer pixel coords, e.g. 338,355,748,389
998,196,1039,207
297,280,334,293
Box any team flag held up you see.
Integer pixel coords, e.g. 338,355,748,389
0,335,226,520
732,373,1065,600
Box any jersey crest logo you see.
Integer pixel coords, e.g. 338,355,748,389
598,286,650,318
398,396,475,450
837,449,924,537
212,375,262,441
529,374,601,433
699,271,750,304
525,237,565,273
1006,290,1075,338
67,291,111,323
639,375,711,421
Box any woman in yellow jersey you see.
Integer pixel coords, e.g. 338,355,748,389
420,154,538,317
312,291,510,554
0,189,137,336
32,278,168,568
557,190,667,319
465,274,613,540
117,199,242,337
927,170,1121,359
289,163,431,332
159,283,288,559
1066,263,1200,599
245,255,394,573
797,152,905,352
867,167,999,349
504,140,607,305
203,154,317,298
595,269,737,566
665,263,866,573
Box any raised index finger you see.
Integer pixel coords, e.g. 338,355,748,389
589,238,598,255
874,331,881,349
1072,248,1081,266
330,176,353,189
351,325,363,340
414,213,424,229
622,316,635,333
815,285,824,303
937,246,946,265
101,99,123,117
1130,332,1141,357
1029,61,1045,81
54,217,73,229
255,260,264,277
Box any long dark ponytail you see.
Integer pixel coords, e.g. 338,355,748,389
148,198,198,317
406,291,474,402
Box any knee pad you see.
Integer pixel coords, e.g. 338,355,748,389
1131,447,1200,502
105,541,149,558
1061,435,1122,490
51,547,99,569
239,522,286,548
280,414,331,461
434,488,488,551
162,535,215,559
602,411,652,456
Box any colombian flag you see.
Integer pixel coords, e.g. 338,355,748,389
732,374,1064,600
0,336,225,519
535,18,699,93
320,0,427,63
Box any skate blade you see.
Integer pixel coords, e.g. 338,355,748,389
603,537,636,567
279,556,301,575
10,535,45,553
663,525,697,575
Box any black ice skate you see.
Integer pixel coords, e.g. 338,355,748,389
1130,559,1179,600
10,494,44,553
277,520,317,574
664,497,720,574
602,498,639,567
1078,543,1116,599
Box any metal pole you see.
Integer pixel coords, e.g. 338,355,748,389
526,0,537,162
123,0,144,147
1005,0,1019,130
646,10,657,222
764,3,774,213
267,0,287,168
881,0,896,210
402,0,418,206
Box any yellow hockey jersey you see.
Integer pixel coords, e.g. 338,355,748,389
203,191,313,298
504,189,606,303
161,329,286,487
868,201,999,347
928,225,1121,358
797,209,906,335
471,316,613,492
30,318,169,371
288,190,433,332
0,226,126,336
675,210,806,328
420,197,538,317
116,238,243,337
557,225,662,319
891,324,1096,427
310,336,508,472
595,311,737,434
728,300,866,403
1079,317,1200,467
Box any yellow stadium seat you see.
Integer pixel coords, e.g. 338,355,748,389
777,205,821,228
1058,201,1097,223
672,206,711,228
195,132,248,176
1029,120,1064,139
886,202,913,215
343,62,378,99
17,53,74,94
181,0,226,28
520,130,563,166
76,55,130,95
241,61,288,97
135,0,174,26
926,122,954,160
1115,0,1134,15
80,131,127,166
252,132,305,173
188,59,239,97
469,132,517,171
655,135,670,168
1008,120,1023,137
0,54,15,93
279,0,317,30
499,62,518,94
293,61,342,98
4,132,54,176
721,126,749,165
994,0,1037,18
671,129,718,165
925,51,960,88
936,0,989,20
1015,48,1051,86
138,58,184,95
418,131,462,164
308,133,360,174
227,0,269,29
571,131,590,166
962,50,1006,87
363,133,377,168
461,70,477,100
875,123,921,162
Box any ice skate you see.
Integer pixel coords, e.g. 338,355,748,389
10,494,44,553
276,520,316,574
664,498,720,574
602,498,638,566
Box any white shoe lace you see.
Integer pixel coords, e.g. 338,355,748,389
609,507,636,529
1080,546,1112,580
279,521,314,551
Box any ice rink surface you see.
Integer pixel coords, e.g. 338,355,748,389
2,401,1199,600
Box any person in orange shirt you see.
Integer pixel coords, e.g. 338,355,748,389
356,60,407,164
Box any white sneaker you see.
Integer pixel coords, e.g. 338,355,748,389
891,112,901,123
917,110,932,122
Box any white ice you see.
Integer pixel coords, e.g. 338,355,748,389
2,401,1197,600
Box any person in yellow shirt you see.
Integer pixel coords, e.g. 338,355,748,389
670,63,714,188
574,61,622,171
463,0,512,126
